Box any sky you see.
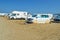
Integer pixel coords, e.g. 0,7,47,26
0,0,60,14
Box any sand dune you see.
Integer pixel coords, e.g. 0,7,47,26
0,17,60,40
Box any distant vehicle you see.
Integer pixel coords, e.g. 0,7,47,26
26,14,53,23
53,15,60,23
25,15,37,24
8,11,32,20
26,18,33,24
0,13,6,17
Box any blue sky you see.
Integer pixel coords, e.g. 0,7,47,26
0,0,60,14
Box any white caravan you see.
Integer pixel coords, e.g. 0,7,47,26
27,14,53,23
8,11,32,19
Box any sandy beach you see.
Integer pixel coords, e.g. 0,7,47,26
0,17,60,40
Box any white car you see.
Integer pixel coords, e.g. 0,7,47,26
0,13,5,16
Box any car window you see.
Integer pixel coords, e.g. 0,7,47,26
41,15,49,18
11,14,16,16
32,15,37,17
56,16,60,18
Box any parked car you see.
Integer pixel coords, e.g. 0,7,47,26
33,14,53,23
53,15,60,23
25,15,37,24
0,13,5,17
26,18,33,24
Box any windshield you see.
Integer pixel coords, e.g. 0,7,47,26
32,15,37,17
56,16,60,18
11,14,16,16
41,15,49,18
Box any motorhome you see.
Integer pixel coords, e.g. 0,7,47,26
26,14,53,23
8,11,32,20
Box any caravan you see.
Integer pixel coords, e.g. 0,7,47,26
8,11,32,20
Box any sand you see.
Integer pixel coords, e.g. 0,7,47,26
0,17,60,40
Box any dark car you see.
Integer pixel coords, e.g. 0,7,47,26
25,15,37,24
53,15,60,23
26,18,33,24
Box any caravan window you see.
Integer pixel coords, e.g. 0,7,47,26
41,15,49,18
24,13,26,16
17,14,19,15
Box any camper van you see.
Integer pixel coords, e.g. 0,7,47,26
8,11,32,20
26,14,53,23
